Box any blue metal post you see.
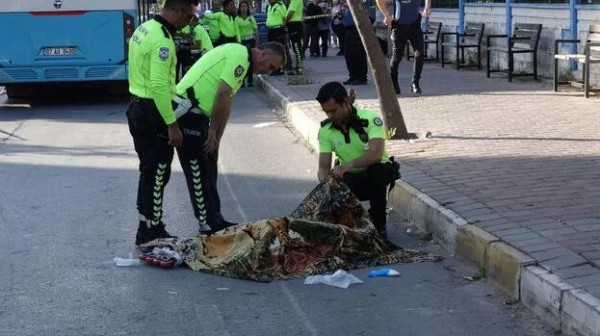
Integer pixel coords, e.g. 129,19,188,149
505,0,512,40
570,0,578,70
458,0,465,34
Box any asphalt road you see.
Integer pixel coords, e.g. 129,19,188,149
0,87,554,336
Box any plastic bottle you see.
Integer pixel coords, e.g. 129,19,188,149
368,268,400,277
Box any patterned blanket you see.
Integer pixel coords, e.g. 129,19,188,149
142,177,440,281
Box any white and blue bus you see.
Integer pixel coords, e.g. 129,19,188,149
0,0,155,99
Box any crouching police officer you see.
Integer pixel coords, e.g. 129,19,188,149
171,42,286,233
126,0,197,246
316,81,400,238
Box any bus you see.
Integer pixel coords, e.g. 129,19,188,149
0,0,155,99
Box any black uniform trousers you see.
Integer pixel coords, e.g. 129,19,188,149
287,21,304,71
126,98,174,225
176,112,227,232
343,162,392,234
390,17,424,83
343,26,368,82
331,22,345,54
267,26,291,72
214,35,238,47
176,49,194,81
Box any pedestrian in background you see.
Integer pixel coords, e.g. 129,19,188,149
303,0,322,57
317,0,331,57
376,0,431,94
126,0,197,246
331,0,345,56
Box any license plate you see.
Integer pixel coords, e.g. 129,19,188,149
43,47,77,56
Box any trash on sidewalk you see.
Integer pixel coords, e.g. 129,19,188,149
368,268,400,277
304,269,363,289
113,252,141,267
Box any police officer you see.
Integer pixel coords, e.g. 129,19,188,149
376,0,431,94
341,0,373,85
199,0,222,45
265,0,288,75
235,0,259,86
126,0,196,246
202,0,240,46
173,42,286,233
316,81,399,238
284,0,304,74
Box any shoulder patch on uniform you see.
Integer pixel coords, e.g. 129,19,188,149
373,117,383,127
234,65,245,77
159,47,170,60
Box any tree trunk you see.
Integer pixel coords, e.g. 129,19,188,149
345,0,409,139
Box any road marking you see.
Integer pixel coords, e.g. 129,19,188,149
220,162,318,335
279,282,318,336
220,162,249,223
252,122,277,128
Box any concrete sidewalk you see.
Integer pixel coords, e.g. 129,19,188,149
256,51,600,335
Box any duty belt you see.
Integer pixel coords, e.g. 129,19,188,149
242,36,255,41
267,25,284,29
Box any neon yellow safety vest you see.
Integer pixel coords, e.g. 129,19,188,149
176,43,250,118
128,16,177,125
318,107,389,172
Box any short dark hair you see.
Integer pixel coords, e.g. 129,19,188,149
164,0,196,9
316,82,348,105
258,42,287,67
222,0,234,8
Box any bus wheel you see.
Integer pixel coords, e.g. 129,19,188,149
6,85,35,100
106,81,129,96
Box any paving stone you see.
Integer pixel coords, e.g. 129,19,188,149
530,247,578,262
509,237,552,250
554,264,600,280
567,273,600,288
541,254,589,271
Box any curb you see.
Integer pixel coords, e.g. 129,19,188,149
256,75,600,335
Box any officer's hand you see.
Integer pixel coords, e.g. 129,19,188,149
167,124,183,147
331,163,352,179
203,128,219,154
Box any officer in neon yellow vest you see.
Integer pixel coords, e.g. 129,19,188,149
284,0,303,74
235,0,258,86
202,0,240,46
198,0,222,44
265,0,289,75
316,82,400,239
172,42,286,233
126,0,196,246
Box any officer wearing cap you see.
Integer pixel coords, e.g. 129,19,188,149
173,41,286,233
316,81,399,239
126,0,197,246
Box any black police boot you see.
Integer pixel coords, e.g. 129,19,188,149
343,78,354,85
411,81,422,94
136,221,176,245
135,221,150,246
